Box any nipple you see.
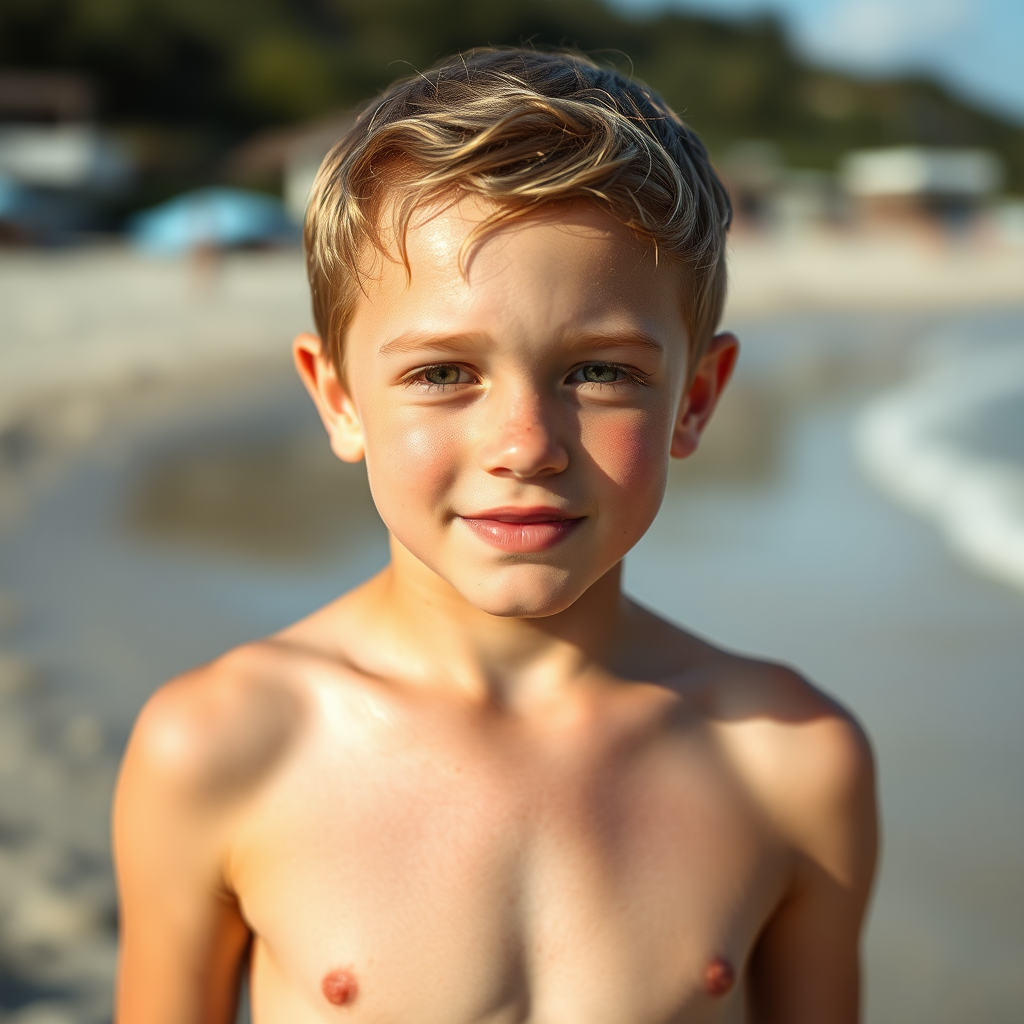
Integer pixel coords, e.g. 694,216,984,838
322,968,358,1007
704,956,735,998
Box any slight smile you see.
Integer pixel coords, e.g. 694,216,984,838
459,508,585,553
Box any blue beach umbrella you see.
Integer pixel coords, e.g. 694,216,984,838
0,173,31,217
129,187,296,255
0,173,44,234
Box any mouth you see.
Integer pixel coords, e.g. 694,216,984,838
459,507,585,553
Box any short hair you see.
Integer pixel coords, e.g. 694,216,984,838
304,47,732,378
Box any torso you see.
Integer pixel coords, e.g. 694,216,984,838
225,645,794,1024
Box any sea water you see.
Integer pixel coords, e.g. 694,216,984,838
855,318,1024,592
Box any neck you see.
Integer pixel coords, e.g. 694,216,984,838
361,537,633,710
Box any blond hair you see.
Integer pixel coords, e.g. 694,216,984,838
305,47,732,376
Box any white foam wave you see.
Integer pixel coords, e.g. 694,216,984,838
853,343,1024,593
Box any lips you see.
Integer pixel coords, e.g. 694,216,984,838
459,507,584,553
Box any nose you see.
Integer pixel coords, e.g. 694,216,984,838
478,382,569,479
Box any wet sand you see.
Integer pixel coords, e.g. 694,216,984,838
1,243,1023,1022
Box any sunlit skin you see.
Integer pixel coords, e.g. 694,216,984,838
113,197,877,1024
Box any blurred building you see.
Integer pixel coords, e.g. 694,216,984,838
839,147,1004,230
722,141,846,234
0,71,133,242
721,140,783,230
228,114,353,224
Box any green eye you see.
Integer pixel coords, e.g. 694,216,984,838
580,364,620,384
423,365,462,385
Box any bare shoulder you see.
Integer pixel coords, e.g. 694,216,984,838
118,639,310,812
708,656,873,788
634,604,875,866
117,578,386,811
628,605,875,826
698,652,877,879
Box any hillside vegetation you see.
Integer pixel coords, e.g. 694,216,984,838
3,0,1023,190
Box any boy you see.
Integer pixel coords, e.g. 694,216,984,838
114,48,876,1023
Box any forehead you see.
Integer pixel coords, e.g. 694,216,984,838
347,196,689,357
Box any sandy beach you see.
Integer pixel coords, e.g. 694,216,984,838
4,231,1024,425
1,235,1022,1023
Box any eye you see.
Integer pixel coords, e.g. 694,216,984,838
423,364,464,386
580,364,620,384
570,363,649,387
405,363,476,391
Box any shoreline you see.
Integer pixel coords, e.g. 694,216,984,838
726,228,1024,317
854,340,1024,594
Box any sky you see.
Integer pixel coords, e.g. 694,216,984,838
610,0,1024,124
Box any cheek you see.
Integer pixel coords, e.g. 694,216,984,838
581,409,670,493
363,412,462,515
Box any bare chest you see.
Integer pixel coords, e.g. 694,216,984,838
234,719,786,1023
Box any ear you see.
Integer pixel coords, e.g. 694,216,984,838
292,332,365,463
670,331,739,459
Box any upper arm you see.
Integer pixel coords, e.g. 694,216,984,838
113,663,300,1024
726,671,878,1023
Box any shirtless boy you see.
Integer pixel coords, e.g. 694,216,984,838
114,49,877,1024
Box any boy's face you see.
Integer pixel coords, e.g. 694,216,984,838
297,196,734,617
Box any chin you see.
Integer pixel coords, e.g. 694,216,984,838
451,563,598,619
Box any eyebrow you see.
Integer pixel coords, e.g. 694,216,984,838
565,331,665,354
378,329,665,357
377,332,485,357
